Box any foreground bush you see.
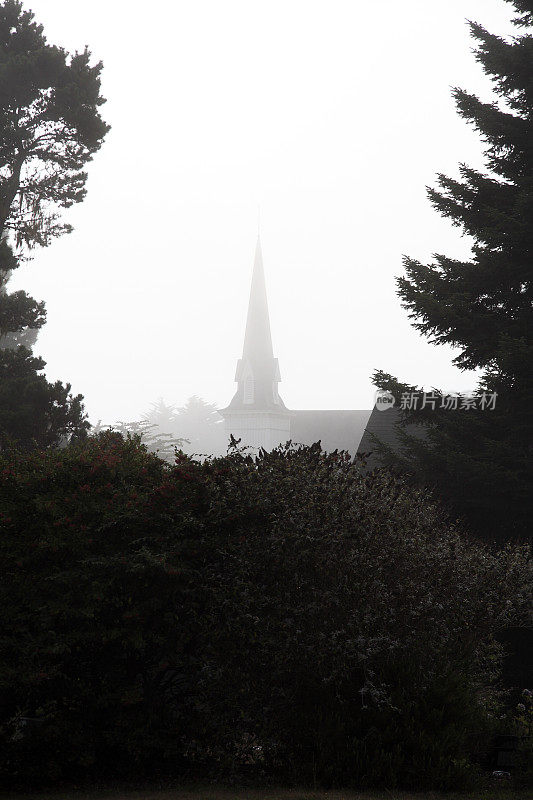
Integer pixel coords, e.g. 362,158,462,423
0,434,530,789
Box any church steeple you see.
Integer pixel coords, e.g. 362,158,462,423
224,236,286,411
221,235,291,451
242,236,274,365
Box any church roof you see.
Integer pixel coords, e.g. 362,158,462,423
357,406,428,468
357,407,402,465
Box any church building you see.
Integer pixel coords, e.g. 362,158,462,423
220,238,373,455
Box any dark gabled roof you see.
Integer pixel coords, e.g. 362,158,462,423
290,410,371,455
357,407,401,462
357,406,427,468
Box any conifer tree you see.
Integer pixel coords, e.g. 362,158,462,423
0,0,109,247
0,346,88,449
0,1,109,449
374,0,533,543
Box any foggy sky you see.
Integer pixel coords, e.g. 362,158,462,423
10,0,517,424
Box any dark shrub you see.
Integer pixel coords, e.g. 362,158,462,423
0,435,530,789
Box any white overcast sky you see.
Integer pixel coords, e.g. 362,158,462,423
11,0,517,424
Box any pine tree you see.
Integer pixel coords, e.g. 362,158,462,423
0,234,86,450
374,0,533,543
0,1,108,449
0,347,88,449
0,0,109,248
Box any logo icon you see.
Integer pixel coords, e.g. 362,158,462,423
375,390,395,412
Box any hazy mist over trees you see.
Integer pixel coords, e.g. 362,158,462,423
93,396,227,461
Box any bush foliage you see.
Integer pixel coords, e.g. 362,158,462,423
0,434,530,789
